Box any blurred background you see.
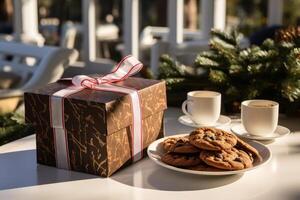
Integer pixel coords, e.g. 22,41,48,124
1,0,300,64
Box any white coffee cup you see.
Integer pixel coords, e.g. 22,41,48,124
181,91,221,125
241,99,279,136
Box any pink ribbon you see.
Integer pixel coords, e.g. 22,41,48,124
49,55,143,169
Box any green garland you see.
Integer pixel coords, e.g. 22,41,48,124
159,28,300,113
0,113,34,146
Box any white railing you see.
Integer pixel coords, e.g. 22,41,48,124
168,0,184,45
9,0,284,72
201,0,226,39
12,0,44,45
82,0,96,63
123,0,139,58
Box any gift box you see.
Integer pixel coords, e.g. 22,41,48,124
24,56,167,177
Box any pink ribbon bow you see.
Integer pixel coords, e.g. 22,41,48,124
50,55,143,169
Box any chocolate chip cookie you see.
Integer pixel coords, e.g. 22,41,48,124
188,160,221,171
163,137,200,154
161,153,201,167
189,127,237,151
200,148,253,170
235,137,262,162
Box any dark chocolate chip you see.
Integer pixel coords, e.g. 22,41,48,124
216,153,223,159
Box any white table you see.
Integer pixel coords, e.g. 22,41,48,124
1,108,300,200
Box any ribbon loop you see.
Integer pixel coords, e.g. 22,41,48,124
98,56,142,84
72,75,98,88
71,55,142,87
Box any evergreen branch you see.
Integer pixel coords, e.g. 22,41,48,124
239,48,278,65
194,56,220,68
211,29,242,46
229,65,245,75
196,51,226,63
261,39,275,50
194,51,229,69
281,79,300,101
0,113,34,146
247,64,264,75
210,39,237,62
278,41,295,49
208,69,228,84
286,48,300,77
158,54,187,78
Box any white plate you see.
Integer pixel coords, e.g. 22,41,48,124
147,134,272,176
231,124,290,141
178,115,231,128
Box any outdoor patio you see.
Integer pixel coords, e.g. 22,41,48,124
0,0,300,200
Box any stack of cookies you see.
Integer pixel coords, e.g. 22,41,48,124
161,127,262,171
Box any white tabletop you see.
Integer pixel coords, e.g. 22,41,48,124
1,107,300,200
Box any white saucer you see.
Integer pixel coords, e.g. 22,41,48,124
178,115,231,128
231,123,290,141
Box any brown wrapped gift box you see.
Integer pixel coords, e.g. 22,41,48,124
25,76,167,177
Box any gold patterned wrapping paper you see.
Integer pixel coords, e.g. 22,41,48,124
25,76,167,177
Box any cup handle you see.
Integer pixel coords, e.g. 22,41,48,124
182,100,193,119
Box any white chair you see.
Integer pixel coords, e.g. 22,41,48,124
60,21,119,57
0,41,78,113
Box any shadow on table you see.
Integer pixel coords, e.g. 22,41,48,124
111,158,243,191
0,149,98,190
164,107,197,136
